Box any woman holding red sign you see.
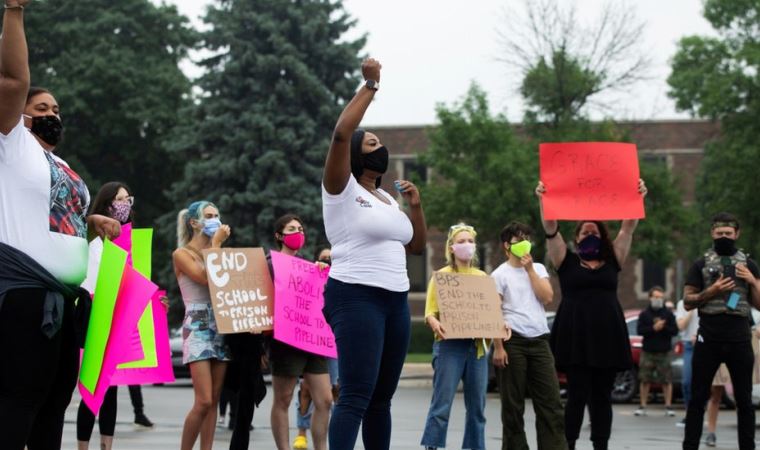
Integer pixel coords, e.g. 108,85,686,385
536,179,647,450
173,201,232,450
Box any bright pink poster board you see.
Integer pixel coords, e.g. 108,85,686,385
271,251,336,358
79,265,157,414
539,142,645,220
110,290,175,386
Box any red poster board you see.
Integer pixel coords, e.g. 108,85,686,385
539,142,645,220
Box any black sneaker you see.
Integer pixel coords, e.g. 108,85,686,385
134,413,154,428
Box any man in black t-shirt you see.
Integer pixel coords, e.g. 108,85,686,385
682,212,760,450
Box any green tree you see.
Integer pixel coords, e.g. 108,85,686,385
502,0,688,264
419,84,536,251
25,0,197,224
161,0,365,278
668,0,760,258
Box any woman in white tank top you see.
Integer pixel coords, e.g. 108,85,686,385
172,200,232,450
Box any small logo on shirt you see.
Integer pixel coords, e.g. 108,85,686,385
355,196,372,208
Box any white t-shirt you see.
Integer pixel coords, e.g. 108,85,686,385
0,118,90,285
676,299,699,342
322,175,413,292
492,261,551,338
81,237,104,294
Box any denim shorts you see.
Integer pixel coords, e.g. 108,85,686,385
182,303,231,364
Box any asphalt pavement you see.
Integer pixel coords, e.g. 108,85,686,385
60,366,745,449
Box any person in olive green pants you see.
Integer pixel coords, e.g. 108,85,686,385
491,222,567,450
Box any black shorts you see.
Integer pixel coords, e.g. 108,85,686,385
269,340,328,377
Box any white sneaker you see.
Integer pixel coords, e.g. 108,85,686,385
634,407,647,416
666,407,676,417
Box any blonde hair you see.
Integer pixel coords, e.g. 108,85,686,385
176,200,217,247
446,223,478,270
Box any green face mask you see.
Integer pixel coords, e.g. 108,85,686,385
510,240,532,258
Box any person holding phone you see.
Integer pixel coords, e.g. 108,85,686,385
682,212,760,450
321,58,427,450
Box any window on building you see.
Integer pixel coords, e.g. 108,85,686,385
404,158,428,292
407,253,427,292
403,160,427,183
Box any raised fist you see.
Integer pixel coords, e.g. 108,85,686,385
361,58,382,82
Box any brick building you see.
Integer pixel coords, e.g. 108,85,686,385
366,120,720,319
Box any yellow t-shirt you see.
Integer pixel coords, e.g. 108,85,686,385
425,265,490,358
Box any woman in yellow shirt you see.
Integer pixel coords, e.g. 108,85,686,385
421,223,498,450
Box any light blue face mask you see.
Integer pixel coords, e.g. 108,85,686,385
202,218,221,237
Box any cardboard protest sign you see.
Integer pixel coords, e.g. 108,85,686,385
203,248,274,334
271,251,336,358
433,272,508,339
539,142,645,220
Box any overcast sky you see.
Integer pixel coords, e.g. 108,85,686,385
165,0,715,126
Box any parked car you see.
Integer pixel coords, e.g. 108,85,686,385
609,309,684,403
487,309,686,404
171,329,190,378
486,312,555,392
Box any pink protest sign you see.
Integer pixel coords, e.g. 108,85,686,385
110,290,175,386
539,142,645,220
271,251,336,358
112,222,133,266
79,265,157,414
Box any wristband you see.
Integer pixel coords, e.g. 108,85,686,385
545,228,560,239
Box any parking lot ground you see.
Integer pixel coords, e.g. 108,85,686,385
62,379,746,450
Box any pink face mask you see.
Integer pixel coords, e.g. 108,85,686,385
451,242,476,261
109,202,132,224
282,232,306,251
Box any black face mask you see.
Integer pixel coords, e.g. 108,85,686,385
362,146,389,174
318,258,332,266
713,237,737,256
577,234,602,261
30,115,63,146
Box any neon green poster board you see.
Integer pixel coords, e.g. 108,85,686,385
118,229,158,369
80,240,127,393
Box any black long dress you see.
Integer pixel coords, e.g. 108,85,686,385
550,251,632,371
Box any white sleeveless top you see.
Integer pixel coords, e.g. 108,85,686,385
177,252,211,306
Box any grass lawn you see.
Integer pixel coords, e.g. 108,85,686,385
405,352,433,363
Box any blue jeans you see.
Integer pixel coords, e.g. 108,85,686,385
421,340,488,450
295,358,339,429
322,278,411,450
681,340,694,408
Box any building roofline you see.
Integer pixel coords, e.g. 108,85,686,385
366,118,716,130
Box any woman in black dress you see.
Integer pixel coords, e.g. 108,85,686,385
536,180,647,450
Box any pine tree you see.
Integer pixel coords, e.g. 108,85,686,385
163,0,365,256
25,0,197,224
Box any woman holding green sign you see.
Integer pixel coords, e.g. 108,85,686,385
421,223,497,450
76,182,134,450
174,201,232,450
76,182,165,450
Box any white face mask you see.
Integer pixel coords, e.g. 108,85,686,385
651,298,664,309
451,242,476,261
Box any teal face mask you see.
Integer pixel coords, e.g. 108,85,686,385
510,240,532,258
